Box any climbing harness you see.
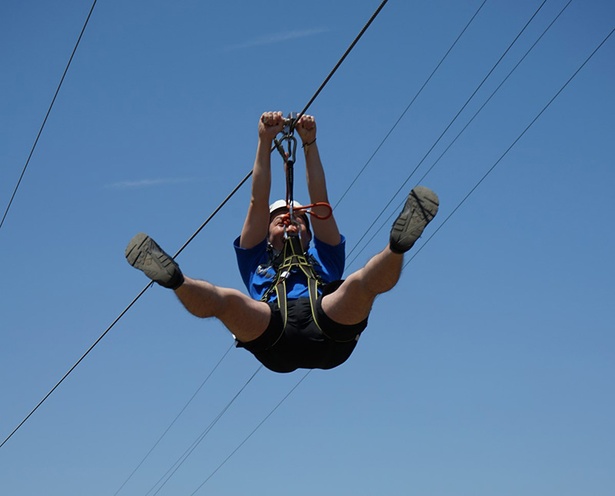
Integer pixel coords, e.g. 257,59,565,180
265,234,322,332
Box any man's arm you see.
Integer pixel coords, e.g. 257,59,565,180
296,114,341,246
239,111,284,249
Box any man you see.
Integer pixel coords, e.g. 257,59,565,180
126,111,439,373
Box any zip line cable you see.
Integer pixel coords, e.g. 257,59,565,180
334,0,488,209
112,344,234,496
345,0,574,270
0,0,390,450
297,0,389,120
345,0,548,263
0,0,98,232
405,24,615,267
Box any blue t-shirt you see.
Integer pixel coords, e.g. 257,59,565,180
233,235,346,302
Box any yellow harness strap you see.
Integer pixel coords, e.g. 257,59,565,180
266,234,323,332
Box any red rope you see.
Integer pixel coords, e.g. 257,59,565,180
279,201,333,226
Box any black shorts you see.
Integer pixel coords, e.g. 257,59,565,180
236,282,368,373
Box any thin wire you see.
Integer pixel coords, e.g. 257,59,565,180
406,24,615,267
112,344,234,496
297,0,389,119
346,0,549,263
0,0,99,232
145,366,262,496
415,0,574,186
0,170,249,450
189,370,312,495
0,281,153,450
346,0,574,270
334,0,489,209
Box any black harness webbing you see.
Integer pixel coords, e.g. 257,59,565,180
261,234,323,333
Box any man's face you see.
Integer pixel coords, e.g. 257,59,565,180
268,211,311,251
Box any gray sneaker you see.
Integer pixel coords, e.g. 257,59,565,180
125,233,184,289
389,186,439,254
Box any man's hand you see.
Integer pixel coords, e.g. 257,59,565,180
295,114,317,146
259,111,284,142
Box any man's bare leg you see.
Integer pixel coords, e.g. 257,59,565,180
175,277,271,342
321,186,439,326
321,247,403,325
125,233,270,343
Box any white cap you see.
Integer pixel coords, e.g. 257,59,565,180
269,199,310,229
269,199,303,214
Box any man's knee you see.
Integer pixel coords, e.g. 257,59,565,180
320,279,374,326
341,270,382,301
217,291,272,342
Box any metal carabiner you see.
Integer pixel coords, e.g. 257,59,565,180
273,112,298,167
283,112,298,135
273,134,298,166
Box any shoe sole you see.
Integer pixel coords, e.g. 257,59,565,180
125,233,179,287
390,186,439,253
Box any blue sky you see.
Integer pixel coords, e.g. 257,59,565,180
1,1,614,494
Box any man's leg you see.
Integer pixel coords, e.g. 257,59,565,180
125,233,271,343
321,186,439,325
321,247,402,324
175,277,271,342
